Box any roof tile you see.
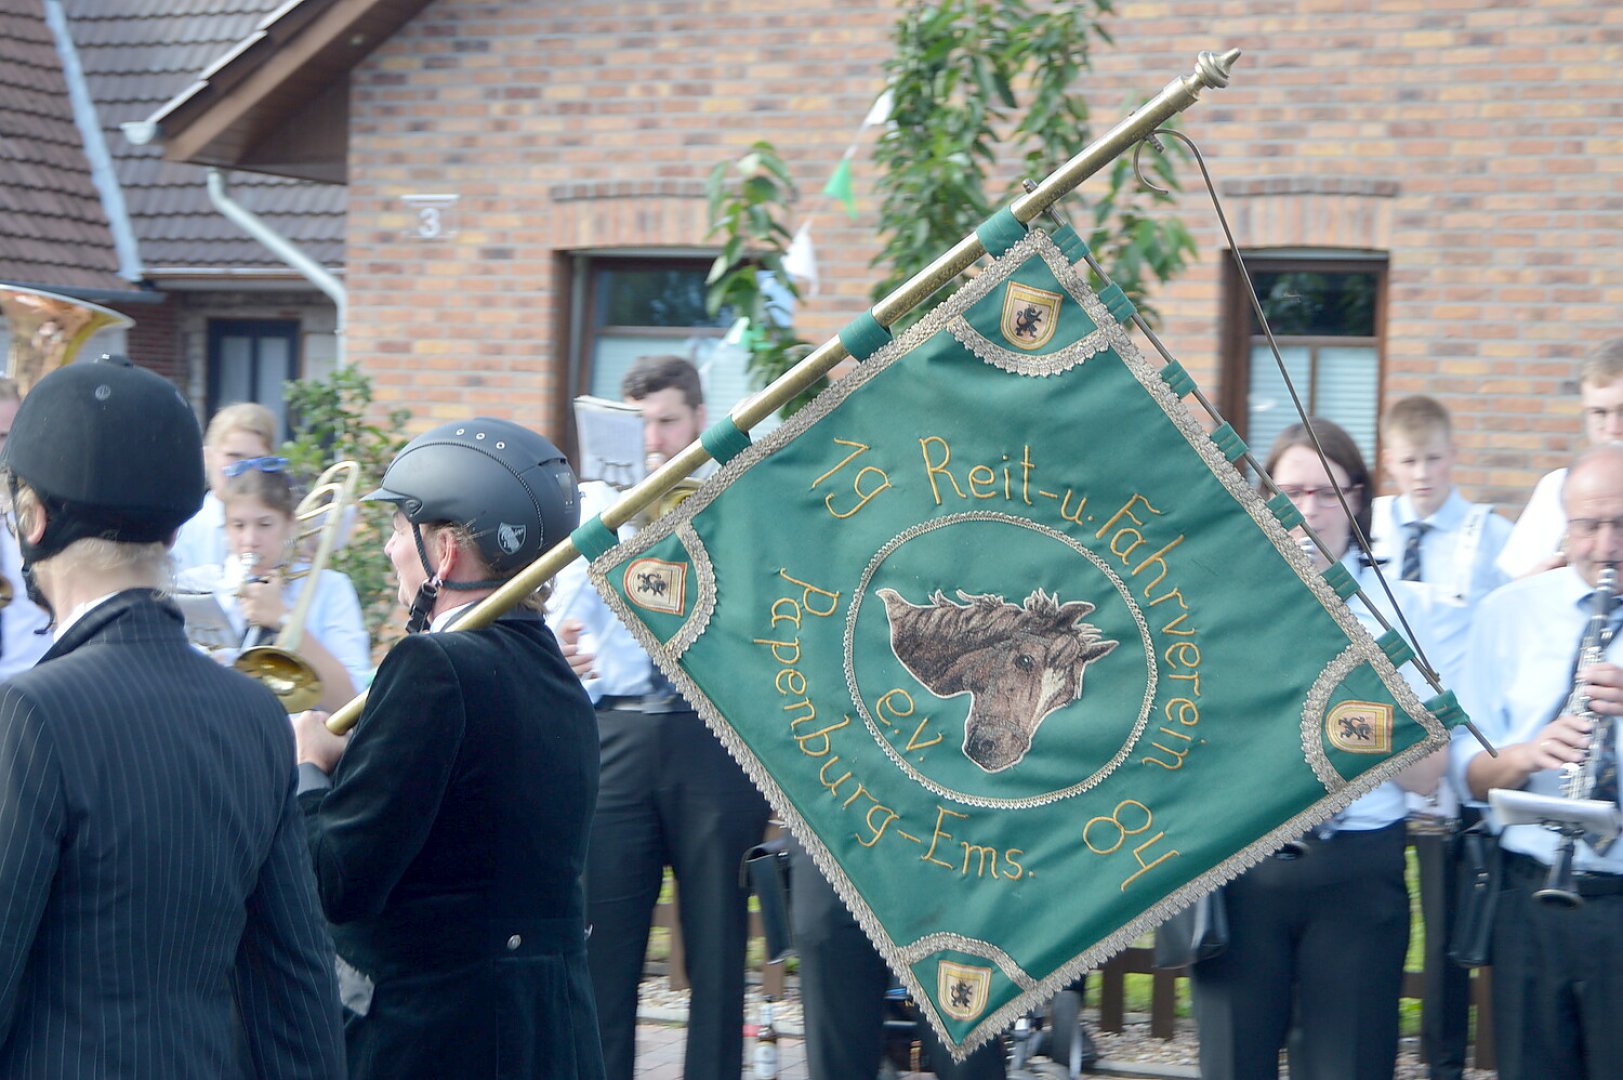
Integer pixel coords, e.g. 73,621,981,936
2,0,345,282
0,0,126,291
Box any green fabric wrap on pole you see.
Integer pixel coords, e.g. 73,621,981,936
1047,223,1092,265
570,516,618,562
1098,283,1136,324
839,311,891,362
700,417,753,465
1208,422,1247,463
1158,360,1196,398
975,207,1027,259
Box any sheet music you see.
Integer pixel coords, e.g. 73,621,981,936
172,591,239,652
573,395,644,488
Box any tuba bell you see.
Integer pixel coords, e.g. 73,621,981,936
1,285,134,394
0,285,136,609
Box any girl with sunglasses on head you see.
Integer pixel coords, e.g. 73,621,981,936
180,463,371,712
1183,418,1450,1080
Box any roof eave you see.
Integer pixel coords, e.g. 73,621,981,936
140,0,433,182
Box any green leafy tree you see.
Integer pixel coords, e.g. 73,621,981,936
703,4,1194,420
872,0,1195,320
280,367,411,651
704,141,820,417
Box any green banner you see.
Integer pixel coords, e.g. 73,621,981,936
588,230,1462,1054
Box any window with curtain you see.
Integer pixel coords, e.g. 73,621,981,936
579,259,744,406
1221,257,1387,465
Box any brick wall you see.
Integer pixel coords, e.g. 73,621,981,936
120,294,182,383
1079,0,1623,508
343,0,1623,511
346,0,899,443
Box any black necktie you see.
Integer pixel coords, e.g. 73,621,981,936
1400,522,1429,582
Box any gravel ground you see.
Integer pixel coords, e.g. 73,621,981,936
640,976,1498,1078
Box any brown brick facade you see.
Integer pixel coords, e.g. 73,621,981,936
342,0,1623,510
120,296,182,383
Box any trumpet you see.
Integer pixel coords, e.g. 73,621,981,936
234,461,361,712
1535,563,1620,907
223,551,266,592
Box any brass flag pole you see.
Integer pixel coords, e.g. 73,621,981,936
327,47,1242,734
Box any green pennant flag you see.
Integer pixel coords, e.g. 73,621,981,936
586,228,1463,1055
823,155,859,220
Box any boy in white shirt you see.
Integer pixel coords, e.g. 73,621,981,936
1370,394,1511,1080
1372,395,1512,683
1497,339,1623,578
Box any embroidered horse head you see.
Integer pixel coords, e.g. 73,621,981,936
875,587,1119,773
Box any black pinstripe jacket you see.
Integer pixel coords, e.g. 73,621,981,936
0,590,344,1078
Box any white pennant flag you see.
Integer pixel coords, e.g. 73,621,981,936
861,88,893,130
783,222,819,296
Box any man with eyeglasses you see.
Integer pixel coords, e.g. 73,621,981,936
1452,443,1623,1079
552,355,770,1080
1498,339,1623,578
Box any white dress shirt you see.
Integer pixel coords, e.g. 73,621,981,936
0,526,51,678
1450,565,1623,873
1369,489,1512,685
546,481,656,702
170,493,227,575
1496,467,1566,579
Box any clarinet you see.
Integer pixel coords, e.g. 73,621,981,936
1536,564,1619,906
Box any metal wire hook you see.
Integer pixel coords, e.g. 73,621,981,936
1126,127,1494,754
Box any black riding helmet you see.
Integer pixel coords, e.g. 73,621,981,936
367,417,578,629
2,354,203,563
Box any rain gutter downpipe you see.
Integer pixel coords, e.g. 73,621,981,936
206,168,346,365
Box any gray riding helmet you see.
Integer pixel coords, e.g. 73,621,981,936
367,417,579,576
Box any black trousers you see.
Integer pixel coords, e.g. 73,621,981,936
1414,828,1471,1080
1190,821,1410,1080
1491,852,1623,1080
585,707,771,1080
787,841,1006,1080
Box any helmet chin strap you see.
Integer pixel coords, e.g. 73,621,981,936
405,523,442,634
19,565,53,627
404,521,510,634
7,476,54,626
404,576,440,635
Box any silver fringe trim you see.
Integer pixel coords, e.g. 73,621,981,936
1302,641,1447,792
948,317,1115,378
663,523,715,660
895,933,1038,988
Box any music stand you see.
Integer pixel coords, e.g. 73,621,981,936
1489,787,1623,843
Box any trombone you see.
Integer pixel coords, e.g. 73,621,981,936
235,460,361,712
